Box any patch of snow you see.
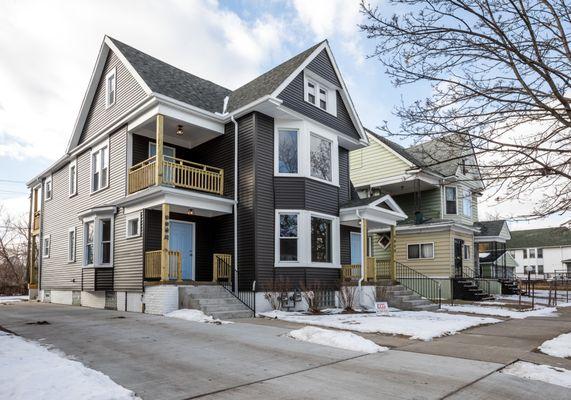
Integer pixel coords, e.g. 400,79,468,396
501,361,571,388
288,326,387,353
0,295,28,303
539,333,571,358
260,310,500,341
557,302,571,308
0,331,139,399
164,309,233,324
442,304,558,319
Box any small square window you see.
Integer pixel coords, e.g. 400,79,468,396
126,215,140,238
378,234,391,250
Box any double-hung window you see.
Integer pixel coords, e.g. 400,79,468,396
69,160,77,197
537,248,543,258
91,141,109,193
310,134,332,182
319,88,328,110
408,243,434,259
105,68,116,108
278,129,298,174
44,176,52,201
83,215,114,267
306,81,316,104
529,248,536,258
311,216,332,263
68,228,76,263
464,244,471,260
85,221,94,265
42,235,51,258
445,187,457,214
462,189,472,217
523,249,528,259
100,219,112,264
279,213,298,262
304,71,336,115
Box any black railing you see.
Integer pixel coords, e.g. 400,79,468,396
462,265,493,297
395,261,442,309
214,255,256,314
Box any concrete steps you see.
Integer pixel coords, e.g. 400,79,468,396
377,285,439,311
179,286,254,319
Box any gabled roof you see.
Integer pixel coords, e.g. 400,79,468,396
365,129,422,167
407,134,473,177
474,220,509,237
507,227,571,249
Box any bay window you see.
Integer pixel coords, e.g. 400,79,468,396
310,134,332,182
279,213,298,261
445,186,457,214
91,141,109,193
278,129,298,174
85,221,94,265
100,219,111,264
81,208,115,267
311,216,332,263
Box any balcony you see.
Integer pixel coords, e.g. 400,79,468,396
144,250,182,281
128,156,224,196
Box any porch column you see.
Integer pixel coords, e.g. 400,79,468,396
155,114,164,186
160,203,170,282
361,218,368,281
390,225,396,282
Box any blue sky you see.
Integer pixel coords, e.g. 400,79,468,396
0,0,565,228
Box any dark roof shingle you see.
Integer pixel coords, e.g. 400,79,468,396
474,220,507,237
507,227,571,249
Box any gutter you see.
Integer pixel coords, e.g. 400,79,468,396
231,115,239,294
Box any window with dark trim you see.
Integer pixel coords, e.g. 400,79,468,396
311,217,332,263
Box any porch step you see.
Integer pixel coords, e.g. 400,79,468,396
178,285,254,319
376,284,439,311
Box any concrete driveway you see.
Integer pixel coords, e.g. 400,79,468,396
1,302,570,400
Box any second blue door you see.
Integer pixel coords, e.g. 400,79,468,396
169,221,194,280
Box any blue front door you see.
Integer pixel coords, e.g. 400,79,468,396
350,233,362,265
169,221,194,280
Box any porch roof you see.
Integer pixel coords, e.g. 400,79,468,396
340,194,407,227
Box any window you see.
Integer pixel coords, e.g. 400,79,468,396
68,228,76,262
279,213,298,261
307,81,316,104
311,217,332,263
529,248,536,258
126,214,141,238
445,187,457,214
105,69,116,108
407,243,434,259
148,142,176,163
537,248,543,258
538,265,544,274
378,233,391,250
464,244,471,260
319,88,327,110
85,221,94,265
69,160,77,197
100,219,111,264
523,249,528,259
91,142,109,193
278,130,298,173
42,235,51,258
462,189,472,217
303,72,337,115
44,176,52,201
531,265,536,273
310,134,332,182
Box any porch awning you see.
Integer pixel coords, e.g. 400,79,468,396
339,194,407,228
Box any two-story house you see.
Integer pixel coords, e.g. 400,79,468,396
27,36,406,316
349,130,494,300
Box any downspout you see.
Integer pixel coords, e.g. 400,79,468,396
356,210,366,309
231,115,239,294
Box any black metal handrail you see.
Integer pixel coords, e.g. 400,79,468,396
461,265,493,297
214,255,256,314
395,261,442,309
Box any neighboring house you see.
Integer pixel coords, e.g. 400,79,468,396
349,130,495,300
507,227,571,278
27,36,405,314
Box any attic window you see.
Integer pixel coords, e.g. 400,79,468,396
105,68,116,108
304,71,337,116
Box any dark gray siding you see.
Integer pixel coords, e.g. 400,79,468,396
82,268,113,291
340,225,359,265
274,177,339,216
307,49,341,87
79,51,147,145
339,147,350,205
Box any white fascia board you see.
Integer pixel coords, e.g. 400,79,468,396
77,206,117,220
104,36,152,94
367,132,415,168
155,99,224,134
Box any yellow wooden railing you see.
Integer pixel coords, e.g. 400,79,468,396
144,250,182,281
213,253,232,282
32,211,41,233
342,257,389,282
128,156,156,194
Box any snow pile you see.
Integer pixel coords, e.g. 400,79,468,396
164,309,233,324
441,304,558,319
0,296,28,303
501,361,571,388
539,333,571,358
260,310,500,341
0,332,139,400
288,326,388,353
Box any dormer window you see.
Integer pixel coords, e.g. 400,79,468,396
319,88,327,110
105,68,116,108
304,71,337,116
307,81,316,104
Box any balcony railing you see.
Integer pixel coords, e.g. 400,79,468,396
128,156,224,195
144,250,182,281
342,257,377,281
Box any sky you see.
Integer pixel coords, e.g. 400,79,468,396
0,0,567,230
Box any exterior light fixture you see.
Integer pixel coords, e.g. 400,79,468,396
176,125,184,136
187,208,194,215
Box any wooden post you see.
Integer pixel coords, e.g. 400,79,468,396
160,203,170,282
390,225,396,282
362,218,368,281
176,252,182,283
155,114,164,186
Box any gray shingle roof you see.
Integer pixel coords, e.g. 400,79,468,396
474,220,507,237
340,193,388,209
365,129,423,167
226,42,323,112
406,134,472,177
110,38,232,113
507,227,571,249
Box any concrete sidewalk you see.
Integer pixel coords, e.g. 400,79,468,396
1,302,570,399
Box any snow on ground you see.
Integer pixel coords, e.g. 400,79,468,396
260,310,500,341
442,304,558,319
288,326,388,353
0,331,139,400
164,309,233,324
501,361,571,389
0,295,28,303
539,332,571,358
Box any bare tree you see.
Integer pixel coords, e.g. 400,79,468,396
360,0,571,219
0,207,29,295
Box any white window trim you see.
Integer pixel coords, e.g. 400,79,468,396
68,159,77,197
406,242,435,260
42,234,51,258
90,138,110,195
303,70,337,116
81,211,115,268
274,209,340,268
464,244,471,260
444,186,457,215
273,120,339,187
377,233,391,250
462,188,472,217
125,213,141,239
105,68,117,109
44,176,53,201
67,227,76,263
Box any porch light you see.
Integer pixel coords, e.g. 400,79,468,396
187,208,194,215
176,125,184,136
